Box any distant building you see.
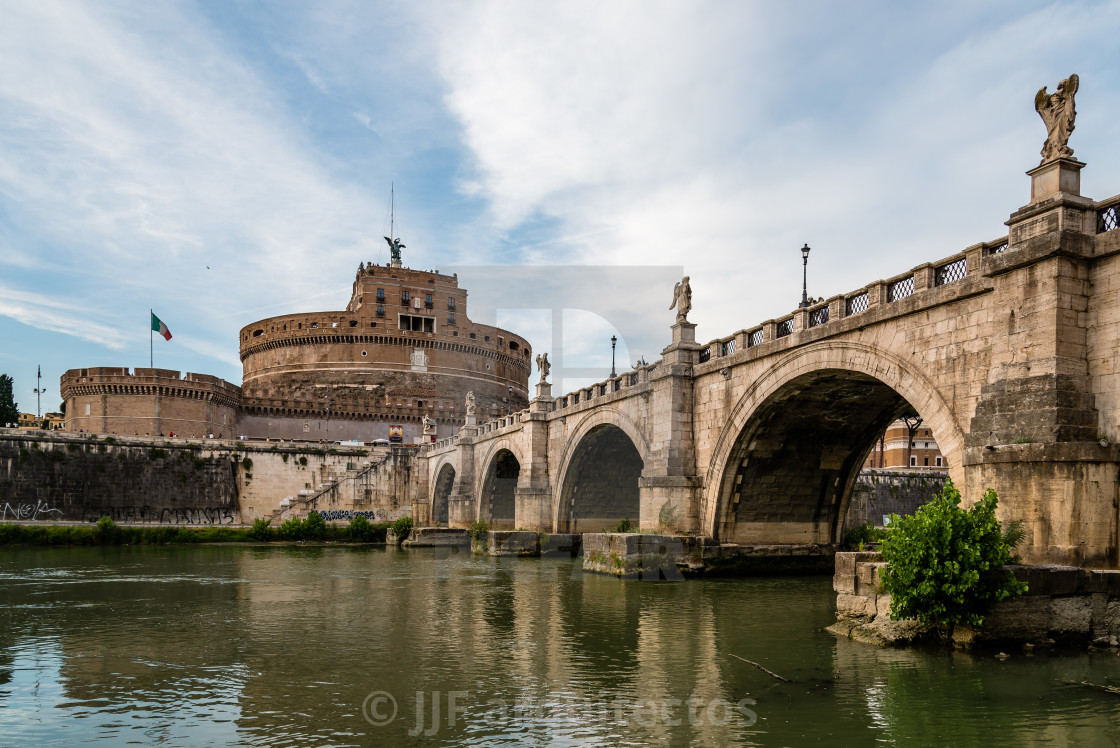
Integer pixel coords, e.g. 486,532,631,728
59,257,532,441
17,413,37,429
863,418,948,472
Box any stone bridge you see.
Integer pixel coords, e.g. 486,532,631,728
421,156,1120,569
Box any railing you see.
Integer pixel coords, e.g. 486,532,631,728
887,276,914,302
721,339,736,356
934,257,967,286
698,348,711,363
987,240,1009,255
1098,201,1120,233
808,306,829,327
846,292,868,316
747,329,763,348
776,318,794,338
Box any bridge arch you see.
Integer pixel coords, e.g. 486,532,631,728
703,342,966,543
476,438,526,530
430,461,456,527
554,409,649,532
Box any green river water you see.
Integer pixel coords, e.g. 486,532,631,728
0,545,1118,746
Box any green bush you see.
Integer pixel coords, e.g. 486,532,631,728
880,480,1027,632
391,516,414,542
467,520,489,540
346,515,388,542
614,518,633,533
249,517,273,541
96,515,121,544
241,456,253,471
303,511,327,540
278,518,304,541
842,522,887,549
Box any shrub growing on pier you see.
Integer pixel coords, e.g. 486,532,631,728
467,520,489,540
390,516,413,542
614,518,633,533
880,480,1027,632
346,515,386,542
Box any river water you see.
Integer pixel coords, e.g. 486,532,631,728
0,545,1118,746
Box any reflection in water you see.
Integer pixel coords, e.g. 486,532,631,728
0,546,1118,745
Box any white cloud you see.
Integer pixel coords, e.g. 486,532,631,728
0,286,129,349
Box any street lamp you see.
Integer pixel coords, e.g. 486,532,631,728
610,335,617,378
799,243,812,308
32,366,45,423
507,384,513,414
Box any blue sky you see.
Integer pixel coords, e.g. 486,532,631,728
2,0,1120,411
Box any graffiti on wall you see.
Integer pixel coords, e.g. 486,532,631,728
316,509,389,523
0,500,63,521
83,506,237,525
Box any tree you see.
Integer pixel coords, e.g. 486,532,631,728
0,374,18,427
880,480,1027,633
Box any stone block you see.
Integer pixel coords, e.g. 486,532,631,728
1009,564,1086,596
836,593,875,619
983,595,1051,640
833,573,857,595
1049,596,1092,634
487,530,540,557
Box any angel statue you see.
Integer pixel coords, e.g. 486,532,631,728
670,276,692,324
1035,74,1079,164
535,352,551,383
384,235,405,264
465,390,476,417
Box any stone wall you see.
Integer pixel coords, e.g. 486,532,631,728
0,431,386,525
830,551,1120,648
290,446,423,524
0,431,239,524
842,470,947,532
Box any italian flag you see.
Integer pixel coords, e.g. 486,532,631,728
151,312,172,341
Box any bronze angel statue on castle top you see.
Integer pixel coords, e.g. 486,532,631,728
1035,74,1078,164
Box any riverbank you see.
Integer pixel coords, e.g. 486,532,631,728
0,519,390,546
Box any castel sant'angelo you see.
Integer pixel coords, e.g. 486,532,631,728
60,252,532,442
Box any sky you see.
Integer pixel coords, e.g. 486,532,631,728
2,0,1120,412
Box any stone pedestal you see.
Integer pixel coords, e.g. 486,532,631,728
534,381,552,400
1028,157,1084,202
661,322,701,365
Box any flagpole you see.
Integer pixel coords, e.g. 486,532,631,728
150,309,153,369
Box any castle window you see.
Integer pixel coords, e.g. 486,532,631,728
252,329,264,337
361,351,368,357
910,456,917,467
448,298,456,310
509,341,518,351
469,332,476,339
311,322,319,329
377,288,385,301
484,335,490,342
402,291,410,304
448,313,455,325
936,456,943,467
349,320,358,327
425,294,433,308
377,305,384,317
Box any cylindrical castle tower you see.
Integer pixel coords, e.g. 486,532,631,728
237,263,532,442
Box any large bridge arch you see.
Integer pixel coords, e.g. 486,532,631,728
702,342,966,543
430,461,457,527
554,409,650,532
476,438,527,530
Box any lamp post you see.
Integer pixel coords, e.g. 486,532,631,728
799,243,812,308
507,384,513,415
610,335,617,378
32,366,45,424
